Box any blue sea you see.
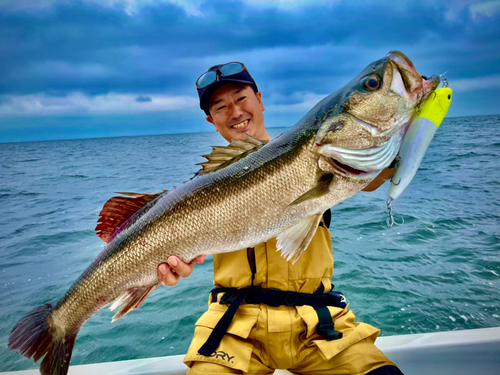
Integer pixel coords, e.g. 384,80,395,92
0,116,499,372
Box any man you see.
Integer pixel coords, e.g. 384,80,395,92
158,63,403,374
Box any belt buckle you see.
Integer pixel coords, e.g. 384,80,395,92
317,323,343,341
220,290,239,305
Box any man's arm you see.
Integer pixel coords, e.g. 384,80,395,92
157,255,206,286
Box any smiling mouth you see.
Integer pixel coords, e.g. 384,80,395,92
231,119,249,129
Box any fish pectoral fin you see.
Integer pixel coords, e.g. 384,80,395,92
289,174,334,206
96,191,167,243
196,136,269,175
109,283,158,322
276,213,322,264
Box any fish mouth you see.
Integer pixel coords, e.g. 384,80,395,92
321,155,374,179
419,75,441,107
317,52,442,180
387,51,440,101
387,51,420,83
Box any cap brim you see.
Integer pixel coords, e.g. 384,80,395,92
200,79,257,113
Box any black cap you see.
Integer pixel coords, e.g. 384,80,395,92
196,63,258,116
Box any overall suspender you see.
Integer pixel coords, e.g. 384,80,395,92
198,209,343,356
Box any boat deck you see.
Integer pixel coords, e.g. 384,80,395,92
3,327,500,375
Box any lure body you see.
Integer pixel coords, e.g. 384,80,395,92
388,87,453,202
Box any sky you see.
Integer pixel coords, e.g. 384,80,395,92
0,0,499,143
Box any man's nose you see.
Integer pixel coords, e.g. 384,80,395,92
229,103,244,119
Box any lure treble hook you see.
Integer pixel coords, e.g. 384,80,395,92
439,72,449,88
386,198,404,228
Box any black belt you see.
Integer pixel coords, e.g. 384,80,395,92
198,286,347,356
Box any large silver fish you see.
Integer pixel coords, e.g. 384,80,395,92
8,51,440,375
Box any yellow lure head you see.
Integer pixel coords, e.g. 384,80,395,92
418,87,453,127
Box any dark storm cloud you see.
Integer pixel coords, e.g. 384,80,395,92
1,0,498,99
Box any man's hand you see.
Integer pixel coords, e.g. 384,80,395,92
157,255,206,286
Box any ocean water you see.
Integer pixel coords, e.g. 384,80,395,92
0,115,499,372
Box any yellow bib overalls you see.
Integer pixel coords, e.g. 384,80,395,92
184,219,397,374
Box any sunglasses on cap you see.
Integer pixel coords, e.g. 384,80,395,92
196,62,251,89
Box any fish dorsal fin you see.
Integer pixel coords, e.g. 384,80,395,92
95,191,167,243
196,136,269,175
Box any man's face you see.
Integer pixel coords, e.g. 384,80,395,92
206,83,270,142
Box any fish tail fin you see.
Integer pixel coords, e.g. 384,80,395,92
8,300,77,375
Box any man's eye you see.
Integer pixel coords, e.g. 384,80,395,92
237,96,246,102
217,105,226,111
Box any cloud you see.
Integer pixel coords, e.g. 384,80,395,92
0,90,332,117
136,95,152,102
242,0,341,12
0,0,499,125
0,0,205,16
6,0,496,18
0,92,198,116
470,0,500,17
266,91,329,112
449,74,500,92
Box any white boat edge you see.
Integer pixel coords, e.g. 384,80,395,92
3,327,500,375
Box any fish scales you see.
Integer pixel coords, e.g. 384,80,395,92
58,118,348,335
51,125,321,332
9,51,442,375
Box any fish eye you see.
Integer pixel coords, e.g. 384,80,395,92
363,76,381,91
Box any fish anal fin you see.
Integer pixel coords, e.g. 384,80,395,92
276,213,322,264
110,283,158,322
197,136,269,175
289,174,334,206
95,191,167,243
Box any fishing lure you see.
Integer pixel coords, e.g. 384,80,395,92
387,86,453,226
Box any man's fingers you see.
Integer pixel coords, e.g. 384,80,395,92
168,256,194,278
157,255,206,286
191,255,206,265
157,263,180,286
